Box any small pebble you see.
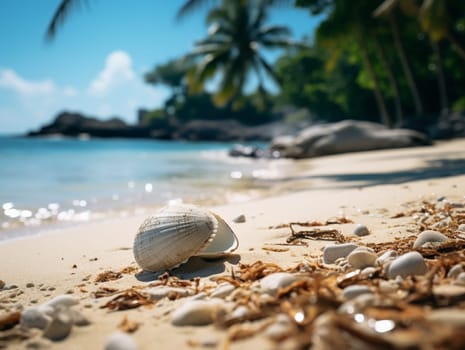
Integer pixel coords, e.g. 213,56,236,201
3,284,18,291
232,214,246,223
458,224,465,232
40,295,78,312
0,280,4,289
322,243,358,264
347,248,377,269
171,299,225,326
342,285,372,300
21,308,51,330
147,287,192,301
26,283,34,288
413,230,448,248
260,272,301,296
360,267,377,278
353,224,370,237
230,305,249,319
210,283,235,299
104,332,139,350
376,250,397,266
387,251,427,279
447,264,464,278
42,312,72,341
453,272,465,286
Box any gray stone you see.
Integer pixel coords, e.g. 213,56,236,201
387,251,427,278
322,243,358,264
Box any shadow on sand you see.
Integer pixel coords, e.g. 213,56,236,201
135,254,241,282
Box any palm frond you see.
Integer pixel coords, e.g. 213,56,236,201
176,0,217,21
45,0,86,41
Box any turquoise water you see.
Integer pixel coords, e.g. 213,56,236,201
0,136,275,239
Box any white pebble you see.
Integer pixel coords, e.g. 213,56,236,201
147,287,192,301
353,224,370,237
453,272,465,286
322,243,358,264
171,299,224,326
104,332,139,350
447,264,464,278
210,283,235,299
21,307,52,330
42,312,72,341
387,251,427,278
360,267,377,278
347,249,377,269
260,273,301,296
230,305,249,319
458,224,465,232
40,295,79,312
376,250,397,266
413,230,448,248
342,285,372,300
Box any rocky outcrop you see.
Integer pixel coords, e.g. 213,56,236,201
270,120,432,158
27,112,150,138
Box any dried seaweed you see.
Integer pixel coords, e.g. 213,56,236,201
118,316,140,333
93,286,119,298
101,289,153,311
95,270,123,283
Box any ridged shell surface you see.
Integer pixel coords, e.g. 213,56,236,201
196,213,238,258
133,204,218,272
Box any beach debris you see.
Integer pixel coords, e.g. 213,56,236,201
353,224,370,237
147,286,193,301
95,271,123,283
232,214,246,223
133,204,238,272
323,243,358,264
101,289,153,311
347,248,377,269
0,312,20,331
261,245,289,252
171,299,226,326
104,332,139,350
94,286,120,298
413,230,448,248
118,316,139,333
387,251,427,278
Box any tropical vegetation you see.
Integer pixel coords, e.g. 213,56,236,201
47,0,465,129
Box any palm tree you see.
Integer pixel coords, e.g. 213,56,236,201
185,0,294,107
45,0,85,40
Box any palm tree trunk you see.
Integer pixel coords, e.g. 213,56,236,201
389,11,424,116
431,40,449,117
373,35,404,125
358,29,392,127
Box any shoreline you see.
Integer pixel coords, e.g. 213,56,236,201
1,139,465,349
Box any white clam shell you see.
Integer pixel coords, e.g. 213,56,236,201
133,204,238,272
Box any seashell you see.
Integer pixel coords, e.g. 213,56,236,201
171,299,225,326
413,230,448,248
104,332,139,350
347,248,377,269
322,243,358,264
387,251,427,279
210,283,235,299
260,272,301,296
21,307,52,330
42,312,72,341
133,204,238,272
342,285,372,300
353,224,370,237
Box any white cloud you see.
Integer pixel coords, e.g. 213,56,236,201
88,51,135,95
0,69,55,95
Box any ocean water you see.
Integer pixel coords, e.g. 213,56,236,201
0,136,287,240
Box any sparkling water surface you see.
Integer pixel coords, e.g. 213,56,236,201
0,136,282,239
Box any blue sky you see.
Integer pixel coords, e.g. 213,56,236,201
0,0,322,134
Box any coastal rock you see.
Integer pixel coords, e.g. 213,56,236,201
104,332,139,350
353,224,370,237
260,273,301,296
322,243,358,264
413,230,448,248
387,251,427,278
171,299,225,326
270,120,431,159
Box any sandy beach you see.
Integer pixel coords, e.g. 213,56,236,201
1,139,465,349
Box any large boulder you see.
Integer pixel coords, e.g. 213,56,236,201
270,120,432,158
